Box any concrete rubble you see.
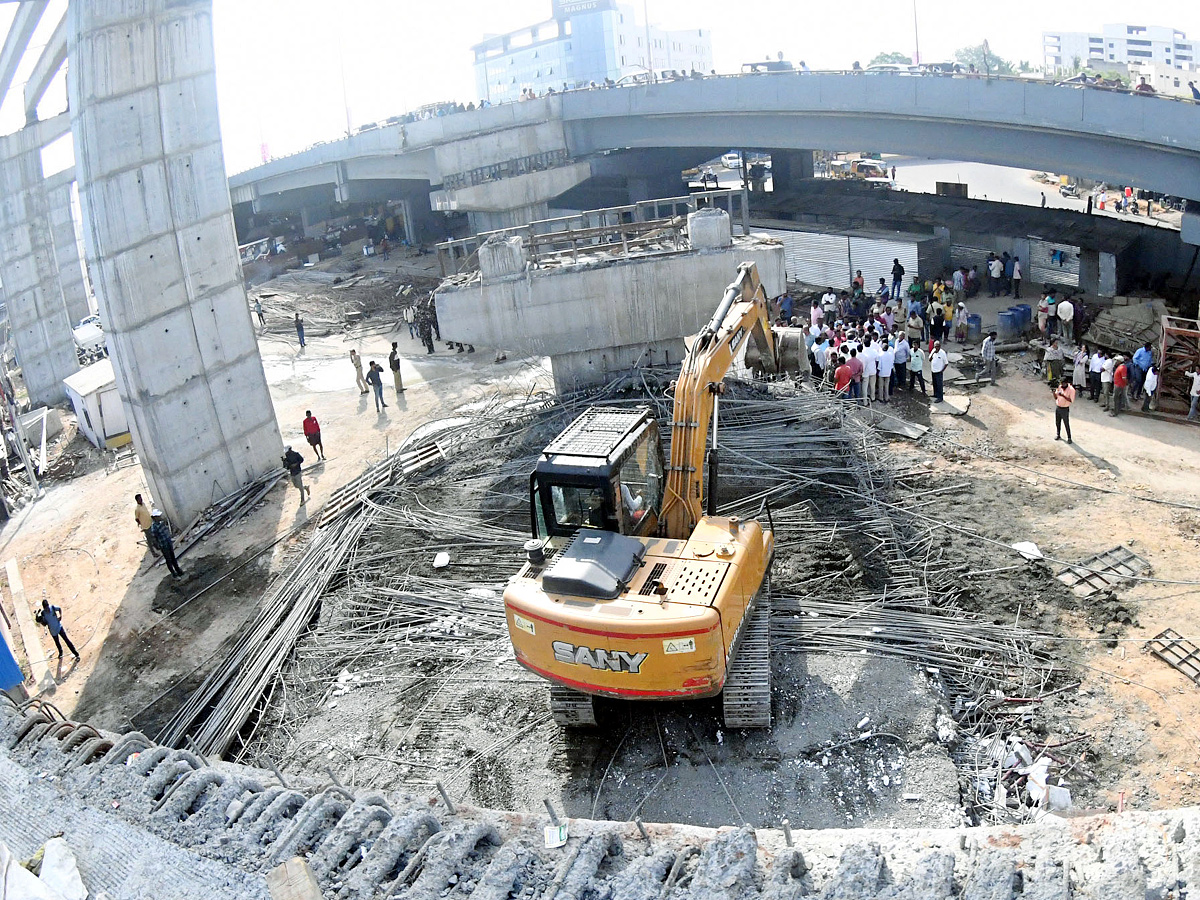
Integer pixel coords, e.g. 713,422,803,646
4,700,1200,898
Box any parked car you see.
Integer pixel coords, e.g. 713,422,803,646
721,151,742,169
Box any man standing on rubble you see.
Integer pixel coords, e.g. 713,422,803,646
294,313,306,349
389,342,406,394
1056,296,1076,344
150,511,184,577
981,331,998,382
1131,342,1154,401
134,494,159,558
929,341,949,402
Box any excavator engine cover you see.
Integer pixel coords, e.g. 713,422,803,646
542,530,647,600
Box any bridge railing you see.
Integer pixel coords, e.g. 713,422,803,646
436,189,746,277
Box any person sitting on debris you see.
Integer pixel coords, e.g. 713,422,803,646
1044,339,1065,385
134,493,159,558
282,445,311,505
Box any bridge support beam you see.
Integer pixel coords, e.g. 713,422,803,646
0,121,80,406
769,150,814,193
69,0,282,528
46,176,92,326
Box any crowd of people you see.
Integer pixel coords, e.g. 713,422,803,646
776,258,980,406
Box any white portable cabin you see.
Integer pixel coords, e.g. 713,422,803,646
62,359,131,449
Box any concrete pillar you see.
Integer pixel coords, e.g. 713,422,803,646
770,150,815,193
69,0,282,527
0,121,80,406
45,177,92,325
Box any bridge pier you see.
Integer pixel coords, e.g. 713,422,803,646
0,118,81,406
769,150,815,193
69,0,281,528
46,174,93,326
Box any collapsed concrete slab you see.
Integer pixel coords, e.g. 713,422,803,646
435,209,787,392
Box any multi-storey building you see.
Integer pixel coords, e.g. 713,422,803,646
1043,24,1196,74
472,1,713,105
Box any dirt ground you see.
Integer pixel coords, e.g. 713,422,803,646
4,269,1200,830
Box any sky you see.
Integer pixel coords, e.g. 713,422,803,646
7,1,1193,177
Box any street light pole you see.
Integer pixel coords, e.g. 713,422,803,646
644,0,654,80
912,0,921,65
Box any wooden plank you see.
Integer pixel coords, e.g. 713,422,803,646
4,559,52,692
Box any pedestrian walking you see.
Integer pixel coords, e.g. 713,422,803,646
282,445,311,504
1053,378,1075,443
1011,257,1022,300
1142,364,1159,412
302,410,325,460
1110,357,1129,417
389,342,406,393
294,313,305,348
254,299,265,329
930,341,948,402
981,331,997,381
134,493,160,557
150,512,184,577
366,361,387,411
350,349,368,393
1187,362,1200,421
36,597,79,660
1040,192,1047,208
404,305,418,340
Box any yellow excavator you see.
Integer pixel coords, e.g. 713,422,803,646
503,262,796,728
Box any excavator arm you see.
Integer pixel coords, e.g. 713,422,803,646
659,262,777,538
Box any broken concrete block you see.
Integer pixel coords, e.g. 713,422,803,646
266,857,322,900
688,208,732,249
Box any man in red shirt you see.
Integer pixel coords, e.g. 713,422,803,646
834,356,853,395
846,348,864,400
302,410,325,460
1110,358,1128,418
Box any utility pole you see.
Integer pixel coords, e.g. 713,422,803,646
912,0,921,65
643,0,654,80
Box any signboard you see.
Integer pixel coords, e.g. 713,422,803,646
552,0,616,17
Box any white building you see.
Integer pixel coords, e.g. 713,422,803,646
1043,24,1196,74
472,1,713,106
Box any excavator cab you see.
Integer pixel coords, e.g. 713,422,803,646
530,406,664,540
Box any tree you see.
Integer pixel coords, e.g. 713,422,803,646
953,42,1016,76
869,51,913,66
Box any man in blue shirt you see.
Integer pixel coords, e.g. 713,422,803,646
38,598,79,660
1130,342,1154,400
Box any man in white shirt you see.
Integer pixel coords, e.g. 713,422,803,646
1088,350,1105,401
877,341,895,402
981,331,997,381
988,256,1004,297
1188,365,1200,421
1057,297,1075,344
1011,257,1022,300
1100,353,1115,410
929,340,949,402
861,338,880,405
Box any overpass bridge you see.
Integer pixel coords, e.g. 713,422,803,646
229,73,1200,242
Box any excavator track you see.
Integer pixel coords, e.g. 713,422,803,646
721,592,772,729
549,683,598,727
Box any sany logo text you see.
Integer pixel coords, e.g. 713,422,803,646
552,641,648,674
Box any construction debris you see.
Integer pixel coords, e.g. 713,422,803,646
1146,628,1200,687
1055,545,1151,597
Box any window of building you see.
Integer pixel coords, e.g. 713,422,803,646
1175,78,1181,86
619,35,624,44
621,55,626,65
1127,49,1152,57
1127,39,1151,46
1089,37,1103,43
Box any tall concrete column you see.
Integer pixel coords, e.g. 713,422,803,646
69,0,282,527
45,175,92,325
770,150,815,193
0,118,80,406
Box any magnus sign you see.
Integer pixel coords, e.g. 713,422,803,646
552,0,617,17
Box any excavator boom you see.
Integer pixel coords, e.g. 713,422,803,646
659,262,777,538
